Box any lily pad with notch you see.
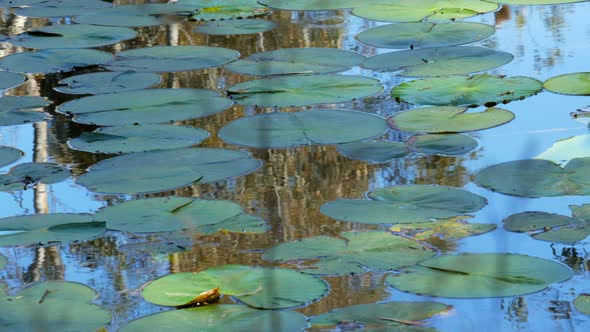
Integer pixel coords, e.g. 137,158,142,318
194,19,277,35
543,72,590,96
54,71,162,95
178,0,271,21
0,71,26,91
74,4,197,27
0,96,50,126
12,0,112,17
0,146,23,168
0,162,69,192
0,48,113,74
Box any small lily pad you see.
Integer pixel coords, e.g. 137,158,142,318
0,96,49,126
0,162,69,191
194,19,277,35
0,48,113,74
68,124,209,154
13,0,112,17
178,0,271,21
258,0,360,10
0,71,26,91
574,294,590,316
142,264,328,309
386,253,572,298
54,71,162,95
0,147,23,167
74,4,196,27
409,133,478,155
544,72,590,96
391,216,496,241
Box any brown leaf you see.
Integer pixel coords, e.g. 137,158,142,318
177,287,220,308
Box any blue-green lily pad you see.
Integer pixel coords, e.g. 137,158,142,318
178,0,271,21
0,71,26,91
74,4,196,27
0,48,113,74
12,0,112,17
574,294,590,316
0,162,69,191
0,96,49,126
54,71,162,95
544,72,590,96
0,147,23,168
194,19,277,35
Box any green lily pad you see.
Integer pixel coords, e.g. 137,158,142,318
225,48,365,76
391,216,496,240
475,157,590,197
74,4,196,27
544,72,590,96
337,141,410,163
0,147,23,168
120,305,307,332
0,162,69,192
0,254,6,269
178,0,271,21
54,71,162,95
409,133,478,155
0,71,25,91
536,134,590,166
355,22,495,49
218,109,387,148
386,253,573,298
486,0,586,4
13,0,112,17
353,0,498,22
95,196,268,233
574,294,590,316
56,88,232,126
68,124,209,154
258,0,360,10
0,96,49,126
227,75,383,107
392,74,543,107
0,281,111,331
263,231,436,275
321,185,487,224
194,19,277,35
0,213,106,247
76,148,262,194
142,264,328,309
363,46,513,76
105,46,239,73
388,106,515,133
0,48,113,74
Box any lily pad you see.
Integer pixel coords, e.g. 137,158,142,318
95,196,268,233
544,72,590,96
263,231,436,275
194,19,277,35
574,294,590,316
0,48,113,74
0,147,23,167
105,46,239,73
410,133,478,155
13,0,112,17
536,134,590,166
0,96,49,126
320,185,487,224
355,22,495,49
475,157,590,197
258,0,360,10
391,216,496,241
388,106,515,133
218,109,387,148
142,264,328,309
0,162,69,192
76,148,262,194
74,4,196,27
68,124,209,154
0,213,106,247
386,253,573,298
0,71,26,90
225,48,365,76
227,75,383,107
337,141,410,162
56,88,232,126
119,305,307,332
363,46,513,76
392,74,543,107
178,0,271,21
54,71,162,95
0,281,111,331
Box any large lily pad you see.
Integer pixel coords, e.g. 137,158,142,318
76,148,262,194
320,185,487,224
105,46,239,73
54,71,162,95
543,72,590,95
0,48,113,74
355,22,495,49
388,106,515,133
0,96,49,126
142,264,328,309
263,231,436,275
68,124,209,154
386,253,573,298
258,0,360,10
0,213,106,247
74,4,196,27
194,19,277,35
392,74,543,107
0,71,25,91
574,294,590,316
363,46,513,76
0,147,23,168
56,88,232,126
536,134,590,166
0,281,111,331
95,196,268,233
0,162,69,191
13,0,112,17
218,109,387,148
178,0,271,21
225,48,365,76
475,157,590,197
391,216,496,241
227,75,383,107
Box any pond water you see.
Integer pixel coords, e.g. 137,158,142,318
1,0,590,331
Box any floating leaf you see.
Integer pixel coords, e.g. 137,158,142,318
54,71,162,95
0,96,49,126
409,134,478,155
74,4,196,27
0,162,69,191
0,71,25,91
218,109,387,148
0,49,113,74
227,75,383,107
178,0,271,21
574,294,590,316
0,147,23,167
337,141,410,163
321,185,487,224
179,287,220,307
142,265,328,309
194,19,277,35
536,134,590,166
386,253,572,298
544,72,590,96
258,0,360,10
12,0,112,17
76,148,262,194
391,216,496,240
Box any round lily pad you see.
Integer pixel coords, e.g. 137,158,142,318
574,294,590,316
76,148,262,194
386,253,573,298
95,196,268,233
392,74,543,107
178,0,271,21
120,305,307,332
0,213,106,247
355,22,495,49
388,106,515,133
227,75,383,107
320,185,487,224
56,88,232,126
0,281,111,331
263,231,436,275
142,264,328,309
105,46,239,73
0,96,49,126
218,109,387,148
544,72,590,96
0,71,25,91
74,4,197,27
409,133,478,155
363,46,513,76
54,71,162,95
258,0,359,10
13,0,112,17
0,254,6,269
194,19,277,35
68,124,209,154
0,48,113,74
475,157,590,197
0,147,23,168
225,48,365,76
0,162,69,192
